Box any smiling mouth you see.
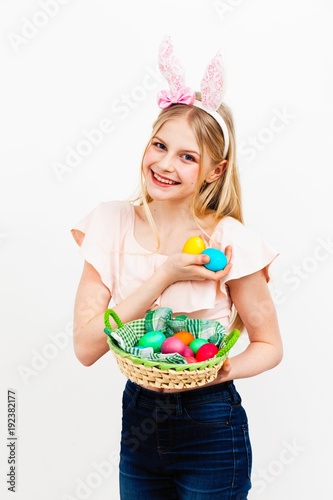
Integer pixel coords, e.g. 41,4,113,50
152,171,180,185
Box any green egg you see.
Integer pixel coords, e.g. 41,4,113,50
138,330,166,352
189,338,209,354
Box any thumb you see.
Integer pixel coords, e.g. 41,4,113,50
222,358,231,372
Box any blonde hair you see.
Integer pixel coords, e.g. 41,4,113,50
134,94,244,331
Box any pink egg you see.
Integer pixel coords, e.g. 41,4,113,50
183,346,195,357
185,356,197,364
161,337,186,355
195,343,219,362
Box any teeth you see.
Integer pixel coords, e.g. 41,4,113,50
154,172,177,185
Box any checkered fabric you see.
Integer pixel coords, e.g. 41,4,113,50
104,307,228,364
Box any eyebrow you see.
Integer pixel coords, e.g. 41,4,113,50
153,135,200,156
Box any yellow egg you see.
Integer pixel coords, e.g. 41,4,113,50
182,236,206,254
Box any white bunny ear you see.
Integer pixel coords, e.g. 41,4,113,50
200,50,225,111
158,35,186,97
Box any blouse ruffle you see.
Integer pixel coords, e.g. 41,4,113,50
71,201,278,328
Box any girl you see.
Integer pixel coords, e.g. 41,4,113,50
71,37,283,499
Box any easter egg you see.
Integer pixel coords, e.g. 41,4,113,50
138,330,166,352
195,343,219,362
173,331,195,345
161,337,186,355
202,248,228,272
185,356,198,364
182,236,206,254
189,338,209,354
183,345,195,357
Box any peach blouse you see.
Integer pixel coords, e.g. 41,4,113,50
71,201,278,329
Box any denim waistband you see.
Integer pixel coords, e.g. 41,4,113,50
124,379,237,405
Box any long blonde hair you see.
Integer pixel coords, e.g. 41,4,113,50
134,95,244,331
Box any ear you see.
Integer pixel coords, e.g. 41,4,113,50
205,160,228,183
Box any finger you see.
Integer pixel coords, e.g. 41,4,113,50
223,358,231,371
217,359,231,381
192,253,211,265
180,252,210,266
218,358,231,377
224,245,232,261
210,262,233,281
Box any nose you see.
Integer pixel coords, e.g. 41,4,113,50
157,152,175,172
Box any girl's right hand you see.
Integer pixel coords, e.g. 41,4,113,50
158,245,232,286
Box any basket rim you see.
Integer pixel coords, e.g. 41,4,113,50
106,335,233,372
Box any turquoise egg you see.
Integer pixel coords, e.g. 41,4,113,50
138,330,166,352
202,248,228,272
189,338,209,354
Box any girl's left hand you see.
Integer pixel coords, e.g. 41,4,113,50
212,245,232,281
218,358,232,380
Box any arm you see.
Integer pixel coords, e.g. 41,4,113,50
73,247,233,366
73,260,175,366
219,269,283,381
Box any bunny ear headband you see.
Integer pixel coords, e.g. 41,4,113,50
157,35,230,159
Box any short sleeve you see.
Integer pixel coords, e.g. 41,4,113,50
211,217,279,285
70,201,130,291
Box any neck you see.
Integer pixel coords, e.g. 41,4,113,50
147,200,195,228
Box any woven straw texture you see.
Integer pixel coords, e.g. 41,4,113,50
104,308,240,390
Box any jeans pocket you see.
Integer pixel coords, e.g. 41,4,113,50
242,422,252,480
184,397,232,425
122,388,135,413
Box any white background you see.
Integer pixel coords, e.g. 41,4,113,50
1,1,332,499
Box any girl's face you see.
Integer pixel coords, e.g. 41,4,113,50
142,116,208,204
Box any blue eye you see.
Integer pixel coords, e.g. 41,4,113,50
154,142,166,150
183,154,195,162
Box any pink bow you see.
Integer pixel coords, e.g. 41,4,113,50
157,87,196,109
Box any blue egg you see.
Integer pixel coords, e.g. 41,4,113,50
202,248,228,272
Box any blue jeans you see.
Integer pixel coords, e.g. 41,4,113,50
119,379,252,499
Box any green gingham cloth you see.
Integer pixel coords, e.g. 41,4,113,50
104,307,227,364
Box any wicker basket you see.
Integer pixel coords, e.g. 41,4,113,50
104,309,240,390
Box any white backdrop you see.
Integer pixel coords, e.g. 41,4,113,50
1,1,332,499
